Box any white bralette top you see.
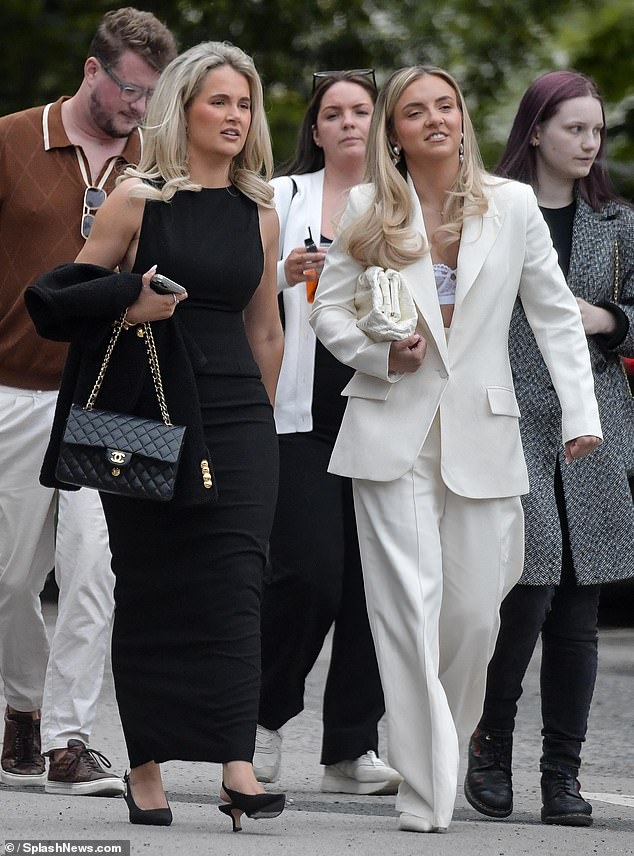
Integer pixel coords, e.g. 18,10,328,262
433,262,457,305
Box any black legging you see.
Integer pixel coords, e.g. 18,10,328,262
479,462,600,772
258,432,385,765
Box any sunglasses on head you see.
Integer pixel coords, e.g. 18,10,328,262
312,68,376,93
81,186,107,240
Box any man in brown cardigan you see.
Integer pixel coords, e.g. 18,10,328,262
0,8,176,795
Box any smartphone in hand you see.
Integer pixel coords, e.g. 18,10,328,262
150,274,187,295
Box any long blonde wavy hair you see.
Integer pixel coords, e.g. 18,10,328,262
122,41,274,207
344,66,488,269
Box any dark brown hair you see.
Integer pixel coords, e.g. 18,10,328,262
495,70,619,211
89,7,177,74
276,70,377,177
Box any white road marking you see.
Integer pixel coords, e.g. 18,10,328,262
584,793,634,808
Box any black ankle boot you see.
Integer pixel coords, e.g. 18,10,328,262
464,727,513,818
540,766,593,827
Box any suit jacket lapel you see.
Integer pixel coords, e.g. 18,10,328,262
455,189,502,307
403,176,449,365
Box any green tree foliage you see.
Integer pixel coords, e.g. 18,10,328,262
0,0,631,193
557,0,634,194
0,1,104,114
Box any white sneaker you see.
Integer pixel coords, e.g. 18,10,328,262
253,724,282,783
321,750,402,795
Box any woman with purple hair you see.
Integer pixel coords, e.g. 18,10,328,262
464,71,634,827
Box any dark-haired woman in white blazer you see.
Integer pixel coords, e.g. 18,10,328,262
310,65,602,834
255,70,401,796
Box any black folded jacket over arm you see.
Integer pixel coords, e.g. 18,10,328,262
24,262,215,508
25,262,143,345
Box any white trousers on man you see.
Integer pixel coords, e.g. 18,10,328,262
352,415,524,829
0,385,113,753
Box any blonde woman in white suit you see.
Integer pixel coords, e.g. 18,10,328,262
309,65,602,833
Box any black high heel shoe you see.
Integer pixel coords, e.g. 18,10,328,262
218,782,286,832
123,771,173,826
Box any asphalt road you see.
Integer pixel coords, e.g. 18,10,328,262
1,601,633,855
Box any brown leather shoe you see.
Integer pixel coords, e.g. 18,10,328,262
45,739,124,796
1,706,47,786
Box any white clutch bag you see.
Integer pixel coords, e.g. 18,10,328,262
354,266,418,341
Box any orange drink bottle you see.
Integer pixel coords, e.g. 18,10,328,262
304,228,318,303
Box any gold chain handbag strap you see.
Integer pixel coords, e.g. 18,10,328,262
143,321,173,426
611,239,633,397
85,316,126,411
85,314,174,426
613,240,620,301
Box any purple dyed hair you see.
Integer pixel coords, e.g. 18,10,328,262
495,70,618,210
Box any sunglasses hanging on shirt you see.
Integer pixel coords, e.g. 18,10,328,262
81,186,107,239
74,147,117,240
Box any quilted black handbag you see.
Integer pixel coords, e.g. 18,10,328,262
56,316,186,501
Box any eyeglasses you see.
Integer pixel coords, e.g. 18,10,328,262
98,59,155,104
312,68,376,93
81,186,107,240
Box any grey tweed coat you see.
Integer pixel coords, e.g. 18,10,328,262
511,197,634,585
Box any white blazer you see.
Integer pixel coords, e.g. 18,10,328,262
309,175,602,499
271,170,324,434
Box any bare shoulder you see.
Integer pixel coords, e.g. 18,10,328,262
106,177,146,210
258,203,280,242
94,178,146,234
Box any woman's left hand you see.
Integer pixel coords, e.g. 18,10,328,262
576,297,616,336
564,435,602,463
125,265,187,324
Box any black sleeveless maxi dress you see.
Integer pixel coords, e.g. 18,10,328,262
100,187,279,768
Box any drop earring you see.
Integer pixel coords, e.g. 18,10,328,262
458,135,464,165
391,143,401,165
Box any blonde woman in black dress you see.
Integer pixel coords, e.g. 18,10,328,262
26,42,285,831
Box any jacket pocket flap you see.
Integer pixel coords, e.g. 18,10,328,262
487,386,521,417
340,373,392,400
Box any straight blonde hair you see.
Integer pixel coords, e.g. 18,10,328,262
123,41,274,207
344,66,488,269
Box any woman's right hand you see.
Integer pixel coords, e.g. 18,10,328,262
283,246,327,286
125,265,188,324
388,334,427,373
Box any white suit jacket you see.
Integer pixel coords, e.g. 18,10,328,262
271,170,324,434
309,176,602,498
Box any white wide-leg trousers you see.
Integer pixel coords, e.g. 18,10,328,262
0,385,113,752
352,415,524,829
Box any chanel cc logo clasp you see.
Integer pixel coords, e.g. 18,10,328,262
107,448,132,470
